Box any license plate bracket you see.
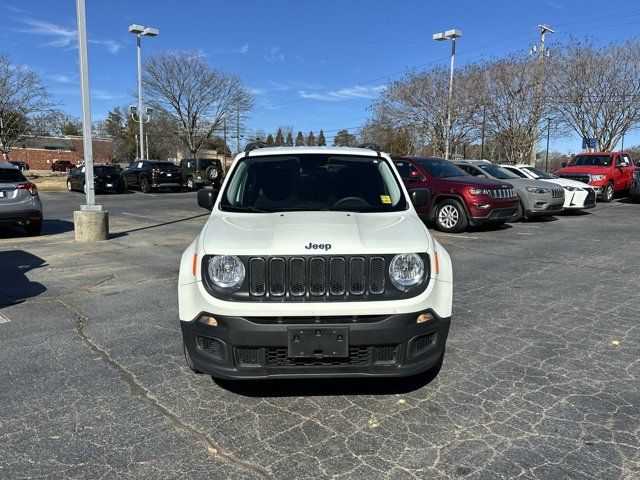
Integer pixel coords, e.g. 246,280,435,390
287,327,349,358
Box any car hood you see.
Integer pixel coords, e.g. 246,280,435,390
503,178,558,190
442,176,513,188
200,210,432,256
540,178,591,188
556,165,608,175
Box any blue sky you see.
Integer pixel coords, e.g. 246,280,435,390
2,0,640,152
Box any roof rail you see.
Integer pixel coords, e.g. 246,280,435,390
358,142,381,153
244,141,267,154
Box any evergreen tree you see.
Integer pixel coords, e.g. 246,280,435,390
306,131,316,146
285,131,294,146
266,134,275,147
275,128,284,146
295,131,305,146
317,129,326,146
333,129,357,147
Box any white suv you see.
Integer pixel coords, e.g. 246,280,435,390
178,146,453,379
501,164,596,210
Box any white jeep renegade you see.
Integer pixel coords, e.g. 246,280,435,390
178,145,453,379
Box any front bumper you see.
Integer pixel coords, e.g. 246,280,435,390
470,206,518,225
181,311,450,379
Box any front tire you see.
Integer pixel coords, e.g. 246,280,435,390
183,342,202,374
67,180,73,192
140,177,151,193
434,199,468,233
187,176,196,191
601,182,614,203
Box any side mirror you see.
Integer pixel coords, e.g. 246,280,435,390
409,188,430,208
197,189,218,211
561,162,567,167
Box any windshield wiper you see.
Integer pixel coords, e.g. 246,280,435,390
221,205,269,213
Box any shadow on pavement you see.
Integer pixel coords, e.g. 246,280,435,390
0,219,73,238
110,213,207,238
213,360,442,397
0,250,47,308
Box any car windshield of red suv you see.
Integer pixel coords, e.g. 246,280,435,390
417,159,467,178
569,155,612,167
478,164,519,180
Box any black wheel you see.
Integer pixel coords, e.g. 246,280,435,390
514,201,527,221
205,166,219,182
122,177,128,190
140,177,151,193
25,219,42,236
601,182,614,203
186,176,196,191
66,179,73,192
183,342,202,374
434,199,468,233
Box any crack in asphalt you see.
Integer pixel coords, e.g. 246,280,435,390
55,297,273,480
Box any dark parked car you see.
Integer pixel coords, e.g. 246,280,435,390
121,160,182,193
393,156,519,233
66,164,125,194
180,158,223,190
52,160,75,172
9,161,29,171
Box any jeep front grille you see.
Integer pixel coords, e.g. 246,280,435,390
488,188,516,200
248,255,386,299
551,187,564,198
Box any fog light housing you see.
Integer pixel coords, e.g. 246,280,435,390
475,203,490,209
417,312,434,324
199,315,218,327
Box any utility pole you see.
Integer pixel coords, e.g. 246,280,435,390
480,105,486,160
223,118,228,172
530,23,554,166
236,109,240,153
545,118,551,172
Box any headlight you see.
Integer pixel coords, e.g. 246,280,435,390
590,174,605,181
525,186,550,194
468,188,490,196
389,253,424,291
563,186,580,191
633,171,639,180
207,255,245,289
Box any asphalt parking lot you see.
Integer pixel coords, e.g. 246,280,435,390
1,191,638,479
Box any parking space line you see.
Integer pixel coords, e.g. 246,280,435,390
0,312,10,324
517,232,535,235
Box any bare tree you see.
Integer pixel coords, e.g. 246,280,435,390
478,55,554,164
359,120,418,156
143,51,253,156
0,54,52,160
370,65,482,157
548,38,640,151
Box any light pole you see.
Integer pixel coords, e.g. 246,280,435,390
128,24,158,160
73,0,108,242
433,29,462,160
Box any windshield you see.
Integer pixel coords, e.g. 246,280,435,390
220,154,407,213
418,159,467,178
0,168,27,182
569,155,612,167
522,167,555,179
478,164,519,179
94,166,119,175
151,162,179,171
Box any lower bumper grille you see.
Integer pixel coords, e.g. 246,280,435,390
234,345,400,368
585,190,596,205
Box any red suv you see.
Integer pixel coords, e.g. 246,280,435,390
555,151,635,202
393,156,519,233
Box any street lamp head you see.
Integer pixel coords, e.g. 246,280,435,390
444,29,462,39
145,107,154,114
142,27,159,37
128,24,145,34
433,32,446,41
129,105,138,113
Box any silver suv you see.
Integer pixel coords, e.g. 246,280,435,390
0,162,43,236
453,160,565,220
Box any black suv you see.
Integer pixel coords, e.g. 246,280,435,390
66,164,125,194
122,160,182,193
180,158,223,190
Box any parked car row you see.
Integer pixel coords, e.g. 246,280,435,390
65,158,224,194
392,151,637,233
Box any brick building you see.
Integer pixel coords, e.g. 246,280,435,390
7,136,114,170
